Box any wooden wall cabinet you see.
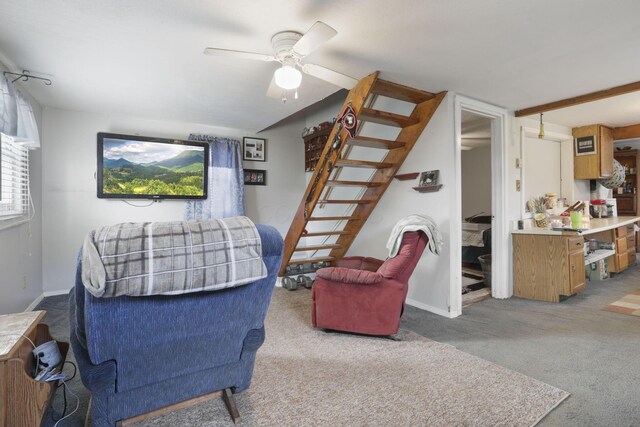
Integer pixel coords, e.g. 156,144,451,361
573,124,614,179
613,149,640,215
513,234,585,302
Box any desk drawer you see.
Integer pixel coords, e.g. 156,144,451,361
616,237,628,254
628,248,637,265
616,226,629,238
627,235,635,250
567,237,584,251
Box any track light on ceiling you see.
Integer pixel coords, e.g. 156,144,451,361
538,113,545,139
274,58,302,90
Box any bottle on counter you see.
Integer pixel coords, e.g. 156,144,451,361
583,202,590,225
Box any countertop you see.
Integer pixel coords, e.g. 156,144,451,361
511,216,640,236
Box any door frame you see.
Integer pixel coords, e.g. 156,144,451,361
452,96,510,316
519,127,575,218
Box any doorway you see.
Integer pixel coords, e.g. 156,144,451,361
460,111,493,307
451,96,509,317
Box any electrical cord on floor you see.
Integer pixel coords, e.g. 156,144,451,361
50,361,78,424
52,379,79,427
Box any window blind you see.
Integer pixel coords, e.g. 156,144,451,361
0,135,30,227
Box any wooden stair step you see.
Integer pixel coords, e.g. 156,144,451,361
371,79,436,104
334,159,394,169
316,199,374,204
288,257,336,265
326,180,385,187
294,244,342,251
346,136,405,150
308,216,362,221
359,108,419,128
302,231,351,237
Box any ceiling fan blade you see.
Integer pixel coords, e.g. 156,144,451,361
203,47,276,62
266,75,282,99
292,21,337,56
301,63,357,89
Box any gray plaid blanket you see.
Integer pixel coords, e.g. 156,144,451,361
81,217,267,298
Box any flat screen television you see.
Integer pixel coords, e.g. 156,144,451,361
97,132,208,199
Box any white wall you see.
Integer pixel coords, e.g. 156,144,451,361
461,146,492,219
41,107,305,293
347,93,455,316
514,117,588,216
0,88,43,313
523,136,562,202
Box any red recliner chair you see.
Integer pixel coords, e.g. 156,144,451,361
311,231,429,336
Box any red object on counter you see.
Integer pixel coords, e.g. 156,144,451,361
591,199,606,205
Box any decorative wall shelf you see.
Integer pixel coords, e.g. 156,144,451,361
412,184,443,193
303,128,332,172
394,173,419,181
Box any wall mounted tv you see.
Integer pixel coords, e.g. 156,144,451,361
97,132,208,199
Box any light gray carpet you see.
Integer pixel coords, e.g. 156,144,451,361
40,289,568,426
402,265,640,426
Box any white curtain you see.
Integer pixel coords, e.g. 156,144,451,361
0,76,18,136
0,76,40,148
184,135,245,220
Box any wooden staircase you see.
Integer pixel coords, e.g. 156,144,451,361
279,71,446,276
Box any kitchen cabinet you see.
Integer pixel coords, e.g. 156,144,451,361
513,234,585,302
512,217,639,303
568,238,586,294
573,124,614,179
613,149,640,215
588,223,635,273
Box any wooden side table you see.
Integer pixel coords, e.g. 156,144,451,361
0,310,68,427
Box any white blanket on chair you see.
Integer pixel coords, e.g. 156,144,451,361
386,214,443,258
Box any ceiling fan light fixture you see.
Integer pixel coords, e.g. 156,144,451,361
274,61,302,90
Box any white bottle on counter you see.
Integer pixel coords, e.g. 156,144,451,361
583,201,590,224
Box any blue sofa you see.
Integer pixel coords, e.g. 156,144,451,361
69,224,283,426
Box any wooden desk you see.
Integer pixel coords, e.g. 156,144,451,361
0,311,68,427
512,216,640,302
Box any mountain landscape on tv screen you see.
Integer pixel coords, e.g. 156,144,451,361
102,149,205,196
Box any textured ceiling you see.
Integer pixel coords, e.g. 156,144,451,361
1,0,639,132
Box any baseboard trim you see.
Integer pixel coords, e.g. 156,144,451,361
24,293,45,312
405,298,460,318
43,288,72,297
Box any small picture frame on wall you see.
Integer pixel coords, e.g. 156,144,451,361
575,135,597,156
244,169,266,186
243,137,266,162
418,170,439,187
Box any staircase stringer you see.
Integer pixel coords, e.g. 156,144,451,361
329,91,447,260
278,71,380,276
319,93,379,205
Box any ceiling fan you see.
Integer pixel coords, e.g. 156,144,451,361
204,21,357,101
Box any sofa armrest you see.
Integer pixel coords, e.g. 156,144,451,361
335,256,385,272
316,267,383,285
